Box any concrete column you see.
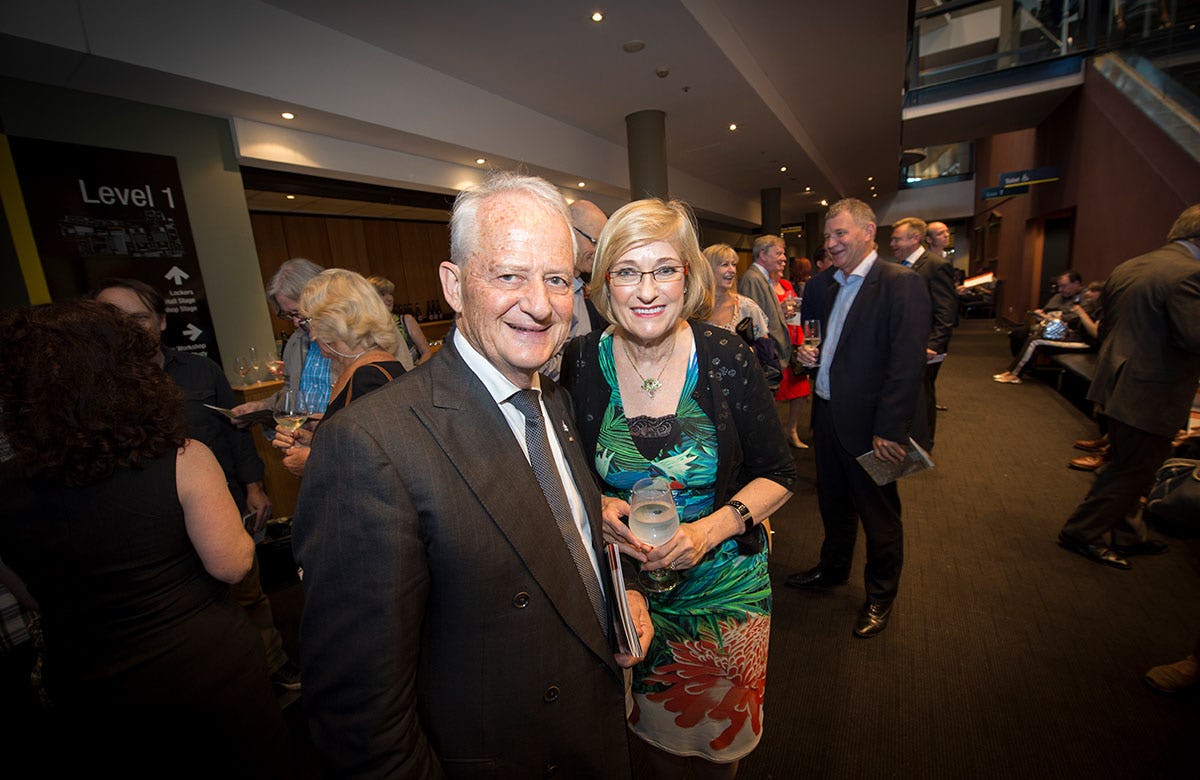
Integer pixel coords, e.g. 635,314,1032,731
625,110,668,201
760,187,781,236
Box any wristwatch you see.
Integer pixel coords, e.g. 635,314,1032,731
726,499,754,533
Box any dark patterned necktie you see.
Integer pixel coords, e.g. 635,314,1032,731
508,389,607,632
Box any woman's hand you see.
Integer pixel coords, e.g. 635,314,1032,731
281,445,310,478
642,520,713,572
600,495,650,562
272,425,314,451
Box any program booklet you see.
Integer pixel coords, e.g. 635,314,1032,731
203,403,276,427
856,437,935,486
605,543,644,659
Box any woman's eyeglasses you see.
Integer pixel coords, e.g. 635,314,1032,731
606,266,687,287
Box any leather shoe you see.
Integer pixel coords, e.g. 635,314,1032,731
1068,451,1109,471
853,599,893,638
1111,539,1168,556
1057,532,1131,570
1073,436,1108,452
785,566,849,590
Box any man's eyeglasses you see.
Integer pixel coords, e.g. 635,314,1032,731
607,265,687,287
276,310,311,328
574,226,597,246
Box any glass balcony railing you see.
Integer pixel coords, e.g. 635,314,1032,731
908,0,1200,97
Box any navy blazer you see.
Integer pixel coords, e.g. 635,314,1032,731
818,257,932,453
908,250,959,354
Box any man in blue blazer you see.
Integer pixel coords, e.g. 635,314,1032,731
786,199,931,638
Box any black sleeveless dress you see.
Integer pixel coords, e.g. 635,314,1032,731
0,452,294,775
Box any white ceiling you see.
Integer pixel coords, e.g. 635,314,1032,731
0,1,1075,225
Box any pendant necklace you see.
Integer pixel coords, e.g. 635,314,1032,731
622,332,676,398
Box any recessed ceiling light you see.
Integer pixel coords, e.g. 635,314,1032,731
475,158,486,165
870,185,876,190
728,123,738,132
280,112,295,120
820,199,828,206
623,40,645,53
578,181,587,188
779,166,787,173
872,193,878,198
867,176,874,182
805,186,811,192
592,11,604,22
285,194,296,200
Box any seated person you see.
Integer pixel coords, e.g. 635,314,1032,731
994,280,1101,384
1007,270,1085,356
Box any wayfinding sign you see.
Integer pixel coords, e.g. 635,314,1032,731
7,137,221,363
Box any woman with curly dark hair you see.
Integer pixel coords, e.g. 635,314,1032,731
0,300,294,774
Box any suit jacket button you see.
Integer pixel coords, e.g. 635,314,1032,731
513,592,530,608
543,685,560,702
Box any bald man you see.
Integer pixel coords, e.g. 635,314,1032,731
925,222,951,259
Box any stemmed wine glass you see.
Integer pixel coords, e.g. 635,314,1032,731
248,346,261,383
627,476,681,593
801,320,822,367
235,356,250,385
272,389,311,436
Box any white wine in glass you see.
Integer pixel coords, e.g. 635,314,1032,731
273,389,308,435
628,476,681,593
802,320,822,367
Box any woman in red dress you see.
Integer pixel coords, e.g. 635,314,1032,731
772,255,810,449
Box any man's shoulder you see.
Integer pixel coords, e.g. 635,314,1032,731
738,268,767,289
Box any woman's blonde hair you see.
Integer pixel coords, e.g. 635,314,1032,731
301,269,400,356
366,275,395,297
587,199,714,322
703,243,738,275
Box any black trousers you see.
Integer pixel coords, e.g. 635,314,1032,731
1061,417,1173,546
924,361,942,447
812,397,904,601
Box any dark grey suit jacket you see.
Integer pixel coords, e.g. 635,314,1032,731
1088,241,1200,437
293,338,633,778
908,250,958,354
819,257,932,452
738,263,791,360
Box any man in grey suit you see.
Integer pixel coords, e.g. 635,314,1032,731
785,199,930,638
293,173,652,777
890,217,958,445
1058,204,1200,570
739,235,791,389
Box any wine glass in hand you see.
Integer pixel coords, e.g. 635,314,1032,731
801,320,822,367
273,389,309,438
628,476,681,593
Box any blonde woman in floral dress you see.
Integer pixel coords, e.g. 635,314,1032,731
561,200,795,779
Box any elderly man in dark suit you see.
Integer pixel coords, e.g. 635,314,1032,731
293,173,652,777
785,199,930,638
1058,204,1200,570
890,216,958,445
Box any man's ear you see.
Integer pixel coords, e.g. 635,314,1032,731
439,261,464,315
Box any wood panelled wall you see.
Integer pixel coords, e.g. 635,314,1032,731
249,212,450,313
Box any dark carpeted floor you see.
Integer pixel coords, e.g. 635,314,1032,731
263,320,1200,778
741,320,1200,779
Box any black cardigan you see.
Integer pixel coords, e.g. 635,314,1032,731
560,320,796,535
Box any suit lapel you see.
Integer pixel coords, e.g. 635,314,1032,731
418,342,616,671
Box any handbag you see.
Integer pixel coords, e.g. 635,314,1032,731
1145,458,1200,537
733,316,755,346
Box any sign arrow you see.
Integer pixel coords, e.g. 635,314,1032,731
165,266,190,285
183,324,203,342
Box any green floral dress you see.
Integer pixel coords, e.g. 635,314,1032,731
594,332,771,762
